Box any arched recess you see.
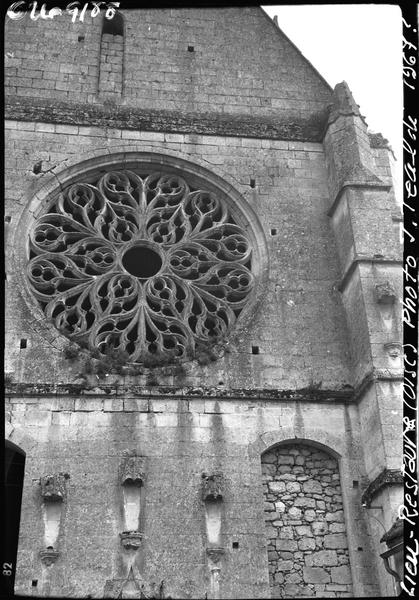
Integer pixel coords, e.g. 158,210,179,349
4,441,26,596
261,439,353,598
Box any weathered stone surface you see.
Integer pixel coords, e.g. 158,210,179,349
286,481,301,493
269,481,286,493
326,511,344,523
294,497,316,508
303,567,331,584
303,480,323,494
295,526,313,537
304,509,316,522
285,572,303,584
276,539,298,552
298,538,316,551
282,584,301,597
280,526,294,539
305,550,338,567
324,534,348,549
331,566,352,584
277,560,294,572
288,506,302,519
329,522,346,533
312,521,328,535
278,455,295,465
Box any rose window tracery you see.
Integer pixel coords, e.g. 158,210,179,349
27,168,255,363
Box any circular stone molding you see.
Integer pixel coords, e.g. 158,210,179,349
25,158,267,364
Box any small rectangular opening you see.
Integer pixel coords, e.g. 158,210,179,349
20,338,27,349
232,541,239,549
78,35,85,42
352,480,359,488
357,547,363,551
270,228,277,236
32,580,38,587
187,45,194,52
250,178,256,188
33,161,42,175
251,346,259,355
5,215,11,223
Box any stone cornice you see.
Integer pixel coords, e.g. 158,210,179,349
361,469,404,508
5,382,353,402
354,368,404,403
5,96,390,149
5,376,402,404
327,178,391,220
338,256,402,293
5,95,328,142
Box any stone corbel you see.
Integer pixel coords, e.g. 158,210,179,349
384,342,402,359
40,472,69,502
119,531,144,550
206,547,225,563
202,473,224,501
375,281,397,305
39,547,60,566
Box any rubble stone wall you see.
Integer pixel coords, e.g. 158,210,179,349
262,443,353,598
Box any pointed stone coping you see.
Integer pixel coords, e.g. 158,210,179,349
326,81,367,127
104,567,166,599
361,469,403,508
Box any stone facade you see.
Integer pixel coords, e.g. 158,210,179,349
4,6,402,600
262,444,352,598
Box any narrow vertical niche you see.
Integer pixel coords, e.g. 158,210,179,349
42,502,62,549
122,479,142,532
204,498,222,546
202,473,224,547
119,452,145,549
39,473,68,565
98,12,124,102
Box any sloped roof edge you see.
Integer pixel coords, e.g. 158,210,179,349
259,6,334,94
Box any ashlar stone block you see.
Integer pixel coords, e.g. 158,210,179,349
305,550,338,567
331,565,352,584
303,566,331,584
324,533,348,549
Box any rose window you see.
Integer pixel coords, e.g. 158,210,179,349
27,168,256,363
